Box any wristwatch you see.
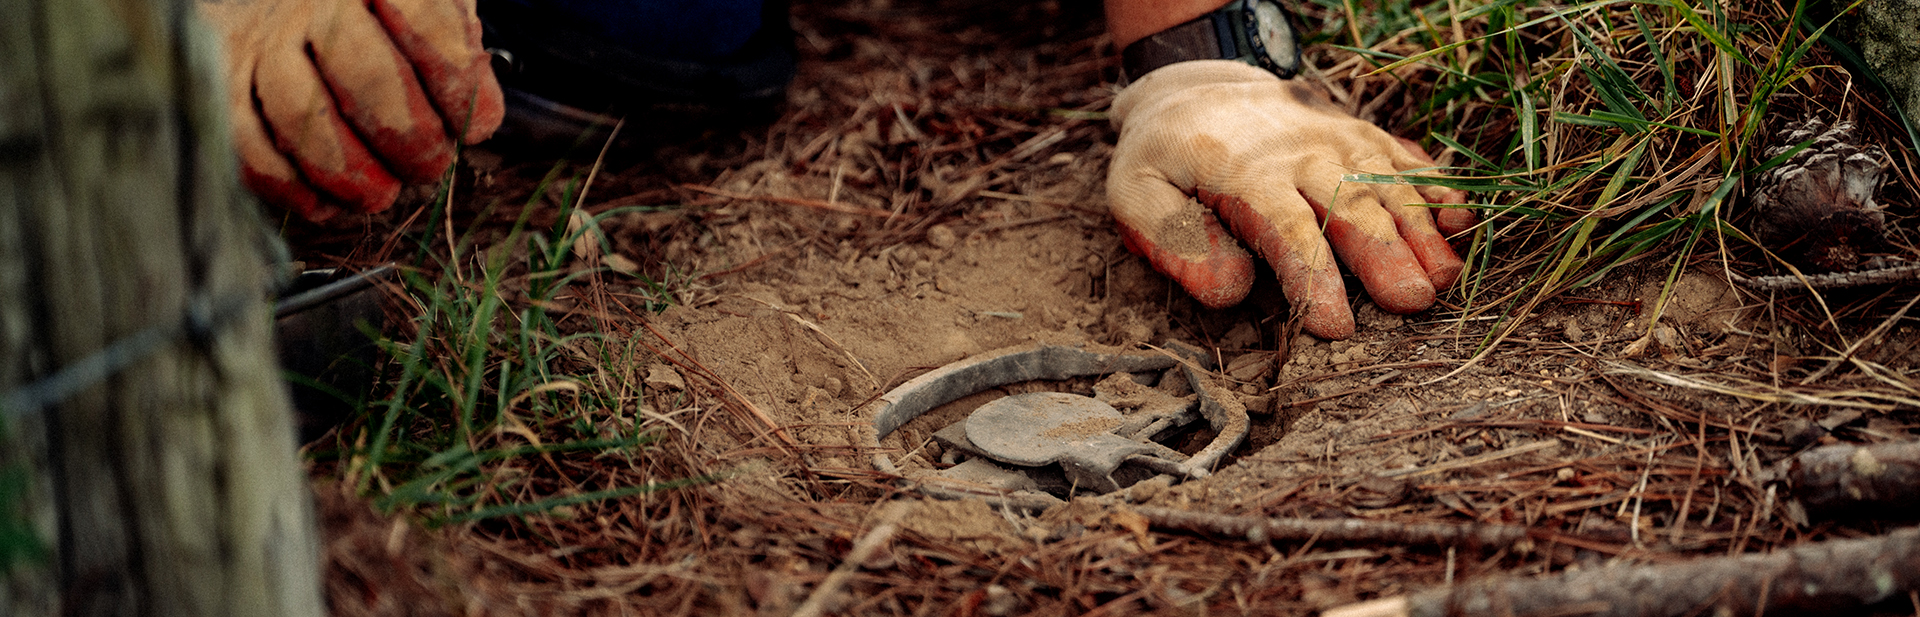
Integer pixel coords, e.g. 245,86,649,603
1120,0,1303,83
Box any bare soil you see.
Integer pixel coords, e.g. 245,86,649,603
287,1,1920,615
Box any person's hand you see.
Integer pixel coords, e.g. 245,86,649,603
1107,61,1476,340
198,0,504,222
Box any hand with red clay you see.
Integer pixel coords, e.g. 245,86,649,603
198,0,504,222
1107,60,1477,339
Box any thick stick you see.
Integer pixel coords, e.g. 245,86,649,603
1788,440,1920,516
682,184,897,218
791,503,906,617
1326,526,1920,617
1730,264,1920,291
1133,507,1529,547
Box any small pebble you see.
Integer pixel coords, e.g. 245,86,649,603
1226,352,1273,382
982,585,1020,616
926,224,957,249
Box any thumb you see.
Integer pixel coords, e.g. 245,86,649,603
1108,169,1256,309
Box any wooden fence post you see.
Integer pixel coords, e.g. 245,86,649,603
0,0,325,615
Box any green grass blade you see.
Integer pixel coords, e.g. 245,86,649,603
1431,133,1499,170
1564,16,1653,118
1365,0,1632,76
1520,88,1541,171
1596,137,1649,207
1343,172,1539,193
360,283,438,493
1666,0,1748,66
1552,110,1647,133
1598,192,1685,250
1456,0,1529,21
1631,4,1681,113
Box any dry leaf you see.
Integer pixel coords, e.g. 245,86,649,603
1621,333,1653,358
605,253,640,275
568,209,601,267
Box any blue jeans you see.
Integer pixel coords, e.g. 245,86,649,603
499,0,768,61
480,0,794,108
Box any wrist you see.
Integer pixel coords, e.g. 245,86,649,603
1105,0,1231,49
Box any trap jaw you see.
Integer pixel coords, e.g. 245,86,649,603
864,342,1251,510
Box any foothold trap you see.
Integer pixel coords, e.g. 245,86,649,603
864,342,1250,509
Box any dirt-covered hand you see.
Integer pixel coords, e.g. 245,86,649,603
1107,61,1476,340
198,0,504,222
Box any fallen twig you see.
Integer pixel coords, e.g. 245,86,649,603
1605,361,1920,410
1377,439,1561,479
681,184,897,218
970,212,1075,235
1326,526,1920,617
1132,507,1529,548
631,318,801,452
976,189,1105,215
1799,293,1920,389
792,502,906,617
1787,439,1920,517
1374,419,1654,441
1730,263,1920,291
934,124,1077,205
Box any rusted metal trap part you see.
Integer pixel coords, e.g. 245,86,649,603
864,342,1250,511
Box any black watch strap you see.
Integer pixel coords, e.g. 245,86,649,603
1120,0,1301,84
1121,13,1236,84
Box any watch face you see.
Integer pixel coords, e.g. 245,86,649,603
1250,1,1300,77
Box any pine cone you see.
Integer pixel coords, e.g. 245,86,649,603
1747,118,1889,272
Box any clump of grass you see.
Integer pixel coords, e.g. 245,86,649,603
326,160,705,526
1310,0,1891,350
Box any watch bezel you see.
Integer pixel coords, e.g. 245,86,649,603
1237,0,1302,79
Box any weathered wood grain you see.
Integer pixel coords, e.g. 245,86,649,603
0,0,323,615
